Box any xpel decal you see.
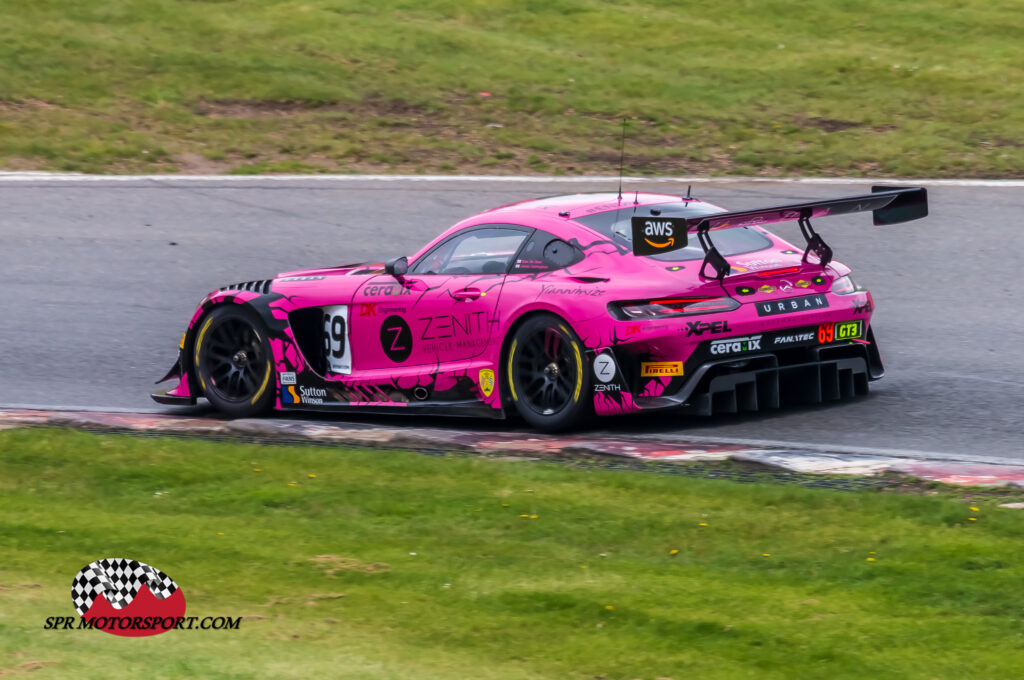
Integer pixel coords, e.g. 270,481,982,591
684,320,732,337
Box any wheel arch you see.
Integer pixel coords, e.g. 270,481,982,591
182,296,270,397
496,308,582,411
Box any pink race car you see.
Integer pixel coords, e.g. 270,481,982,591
153,186,927,431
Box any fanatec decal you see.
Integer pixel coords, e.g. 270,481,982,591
773,332,816,346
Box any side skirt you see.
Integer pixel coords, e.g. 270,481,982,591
278,399,505,419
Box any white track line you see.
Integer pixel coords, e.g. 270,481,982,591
0,172,1023,187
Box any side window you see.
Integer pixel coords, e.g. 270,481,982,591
410,226,530,276
510,231,584,274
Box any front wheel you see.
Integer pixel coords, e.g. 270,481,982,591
193,305,275,418
505,314,591,431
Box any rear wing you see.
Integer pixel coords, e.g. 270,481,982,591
630,185,928,280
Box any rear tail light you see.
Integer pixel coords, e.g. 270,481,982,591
756,266,801,277
609,296,740,320
830,275,861,295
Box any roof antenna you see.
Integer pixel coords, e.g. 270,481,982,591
633,189,639,205
684,184,692,202
616,118,627,204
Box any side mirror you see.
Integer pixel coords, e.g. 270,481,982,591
385,256,408,278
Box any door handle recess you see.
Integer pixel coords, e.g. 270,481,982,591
453,288,482,301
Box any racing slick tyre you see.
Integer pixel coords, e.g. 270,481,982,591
193,305,275,418
505,314,592,432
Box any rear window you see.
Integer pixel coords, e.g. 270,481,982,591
574,203,773,262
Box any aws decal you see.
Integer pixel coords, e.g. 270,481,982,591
643,220,674,248
630,216,689,256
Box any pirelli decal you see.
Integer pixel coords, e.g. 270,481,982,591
641,361,684,377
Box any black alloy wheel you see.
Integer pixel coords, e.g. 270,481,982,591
505,313,591,431
194,305,275,417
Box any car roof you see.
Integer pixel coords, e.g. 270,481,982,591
410,191,729,264
484,192,717,220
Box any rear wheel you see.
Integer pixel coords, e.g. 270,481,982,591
193,305,274,418
505,314,591,431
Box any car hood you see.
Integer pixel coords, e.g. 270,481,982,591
276,262,383,279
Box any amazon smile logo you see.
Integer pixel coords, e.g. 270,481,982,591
642,219,675,249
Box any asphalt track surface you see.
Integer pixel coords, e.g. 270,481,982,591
1,176,1022,460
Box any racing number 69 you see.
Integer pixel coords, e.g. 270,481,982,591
323,313,346,359
818,323,834,344
320,305,353,375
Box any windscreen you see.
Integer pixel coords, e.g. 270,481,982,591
575,203,773,262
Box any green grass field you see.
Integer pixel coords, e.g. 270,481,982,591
0,0,1021,176
2,428,1024,679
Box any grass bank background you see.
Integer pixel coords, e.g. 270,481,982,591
0,0,1020,176
2,429,1023,679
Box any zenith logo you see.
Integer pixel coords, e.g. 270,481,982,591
385,326,406,351
643,220,674,249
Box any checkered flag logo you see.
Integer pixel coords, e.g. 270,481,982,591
71,558,179,616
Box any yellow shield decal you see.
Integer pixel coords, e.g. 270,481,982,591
479,369,495,397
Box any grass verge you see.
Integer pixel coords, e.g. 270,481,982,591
0,0,1021,176
2,427,1023,679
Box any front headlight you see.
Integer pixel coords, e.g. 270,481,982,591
830,275,862,295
